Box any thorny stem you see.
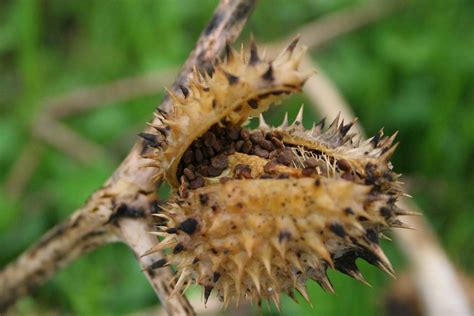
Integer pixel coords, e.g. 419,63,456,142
0,0,257,314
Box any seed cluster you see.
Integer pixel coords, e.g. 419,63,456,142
177,121,305,190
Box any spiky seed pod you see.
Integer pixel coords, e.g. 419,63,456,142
147,38,311,187
144,39,408,308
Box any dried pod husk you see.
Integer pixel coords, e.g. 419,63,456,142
147,38,311,187
144,39,408,308
150,177,400,306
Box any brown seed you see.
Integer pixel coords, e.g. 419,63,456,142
303,158,318,168
273,131,284,140
234,164,252,179
241,141,252,154
263,161,277,174
254,146,269,158
302,167,315,176
240,128,250,140
206,147,215,157
235,140,244,151
203,131,217,147
260,173,273,179
226,124,241,140
259,139,274,151
194,148,204,163
338,159,352,172
211,139,223,153
265,132,273,140
183,168,196,181
250,131,264,144
277,173,290,179
211,154,228,169
208,166,223,177
276,149,293,166
271,137,284,149
196,165,209,177
183,149,194,164
225,143,236,154
211,125,225,137
189,176,204,190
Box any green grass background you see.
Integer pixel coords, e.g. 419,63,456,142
1,0,473,315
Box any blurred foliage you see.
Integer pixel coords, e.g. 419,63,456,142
1,0,473,315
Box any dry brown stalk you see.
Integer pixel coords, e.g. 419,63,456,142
0,0,257,314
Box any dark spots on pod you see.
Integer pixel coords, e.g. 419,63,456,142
204,285,213,303
344,207,355,215
138,132,162,148
212,99,217,109
388,196,397,205
334,251,358,275
223,70,239,85
166,227,178,234
149,258,167,270
249,41,259,65
192,257,199,264
358,216,369,222
199,193,209,205
150,200,163,214
379,206,392,220
179,85,189,98
329,223,346,238
365,229,379,244
262,64,274,82
224,43,233,62
213,272,221,283
314,178,321,186
248,98,258,109
177,218,198,235
211,248,218,254
364,163,377,185
173,243,184,254
278,230,292,243
339,122,353,136
370,131,382,147
156,108,168,117
153,126,170,137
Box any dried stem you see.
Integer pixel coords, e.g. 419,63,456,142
0,0,257,313
302,56,471,316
